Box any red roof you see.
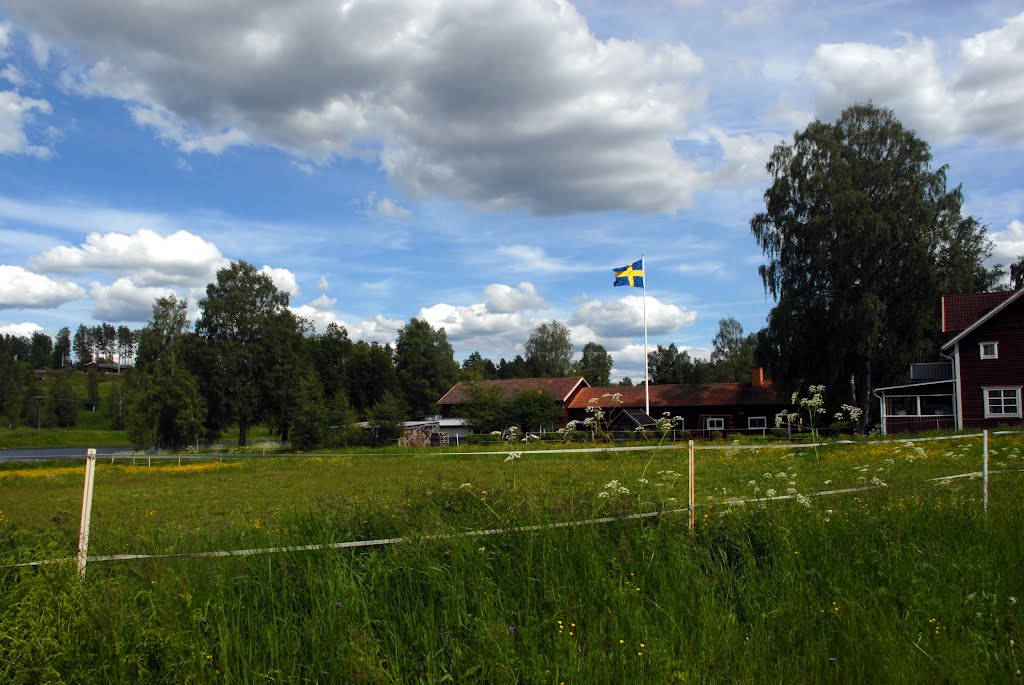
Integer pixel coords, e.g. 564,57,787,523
438,377,589,405
942,292,1016,333
567,382,785,410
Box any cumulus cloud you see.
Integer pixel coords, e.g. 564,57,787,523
350,314,404,345
4,0,710,213
989,219,1024,265
0,265,84,308
699,127,783,186
366,193,412,220
484,282,546,314
807,12,1024,146
0,89,52,157
571,294,697,338
259,265,299,296
90,277,175,321
0,321,43,337
29,228,229,286
807,36,958,141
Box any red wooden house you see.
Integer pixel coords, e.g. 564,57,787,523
876,289,1024,434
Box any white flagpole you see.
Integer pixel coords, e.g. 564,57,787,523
642,253,649,416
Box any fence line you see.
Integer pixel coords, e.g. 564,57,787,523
9,430,1024,573
13,466,1024,571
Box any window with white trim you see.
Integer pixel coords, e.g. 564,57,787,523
983,387,1021,418
706,417,725,431
748,416,767,429
979,342,998,359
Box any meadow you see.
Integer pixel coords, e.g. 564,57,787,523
1,433,1022,682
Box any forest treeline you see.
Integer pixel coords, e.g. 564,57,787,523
0,259,756,450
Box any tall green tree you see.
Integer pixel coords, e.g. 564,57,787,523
461,351,498,381
751,103,1003,428
578,342,613,386
53,327,71,368
648,343,710,384
48,370,77,427
524,321,574,377
126,295,207,449
73,324,92,367
709,317,757,382
394,318,459,418
196,261,300,446
28,332,52,369
347,341,401,416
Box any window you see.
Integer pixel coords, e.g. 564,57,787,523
706,417,725,431
984,387,1021,418
979,342,998,359
748,416,767,429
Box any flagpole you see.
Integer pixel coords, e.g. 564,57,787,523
642,253,649,416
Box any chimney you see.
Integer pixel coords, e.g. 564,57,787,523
751,367,764,387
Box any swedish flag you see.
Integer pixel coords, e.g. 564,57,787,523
613,259,644,288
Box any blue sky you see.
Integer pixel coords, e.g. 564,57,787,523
0,0,1022,381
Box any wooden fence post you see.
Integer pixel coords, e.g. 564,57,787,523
77,448,97,577
688,439,695,532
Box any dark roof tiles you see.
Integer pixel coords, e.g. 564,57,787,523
942,292,1016,333
438,377,589,405
567,381,785,409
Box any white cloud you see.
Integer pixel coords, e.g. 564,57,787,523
571,294,698,338
317,275,329,292
0,265,84,308
259,265,299,296
989,219,1024,265
29,228,229,286
0,321,42,337
700,127,783,186
0,89,52,158
29,32,50,68
5,0,710,214
0,22,10,54
366,193,412,220
955,12,1024,144
806,13,1024,146
807,36,958,142
350,314,404,345
484,282,546,314
90,277,175,321
1,65,25,87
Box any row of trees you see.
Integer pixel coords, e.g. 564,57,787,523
0,323,139,371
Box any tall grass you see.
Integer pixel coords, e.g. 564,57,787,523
2,476,1022,683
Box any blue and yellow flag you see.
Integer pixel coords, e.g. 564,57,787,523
613,258,644,288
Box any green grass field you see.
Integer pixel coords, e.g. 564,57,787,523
2,434,1022,682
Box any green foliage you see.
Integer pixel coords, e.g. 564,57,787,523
461,351,498,381
196,261,302,446
394,317,459,418
367,391,407,446
346,341,400,415
648,343,710,384
28,332,52,369
710,317,757,382
52,327,71,368
125,361,206,450
507,389,562,433
85,371,100,412
289,370,329,451
578,342,613,386
751,103,1003,426
460,385,561,433
524,321,574,377
47,371,77,428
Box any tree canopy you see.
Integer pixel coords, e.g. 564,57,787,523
524,321,574,377
578,342,613,385
751,103,1003,428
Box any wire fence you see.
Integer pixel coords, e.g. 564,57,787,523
7,430,1024,575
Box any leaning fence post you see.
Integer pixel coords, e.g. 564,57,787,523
688,439,695,532
983,429,989,513
77,448,97,577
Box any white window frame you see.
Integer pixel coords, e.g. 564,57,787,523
979,341,999,360
748,416,767,429
706,417,725,431
983,386,1021,419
